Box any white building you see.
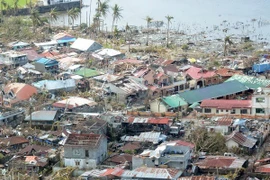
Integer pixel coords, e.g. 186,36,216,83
64,133,107,169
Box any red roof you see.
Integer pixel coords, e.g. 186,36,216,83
200,99,251,110
40,50,59,58
216,117,233,126
215,68,240,77
255,164,270,173
174,140,195,149
185,66,216,80
4,83,37,101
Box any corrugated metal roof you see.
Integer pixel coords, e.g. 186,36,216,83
201,99,252,109
227,131,257,148
226,74,270,89
162,94,188,108
36,58,58,66
121,132,162,144
122,167,182,179
32,79,76,91
179,80,249,104
71,38,102,52
196,156,246,169
25,111,57,121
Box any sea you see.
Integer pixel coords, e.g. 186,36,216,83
54,0,270,42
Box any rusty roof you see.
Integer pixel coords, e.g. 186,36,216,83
122,167,182,179
1,136,29,146
127,117,171,125
179,176,216,180
196,156,246,169
64,133,104,147
255,164,270,173
216,117,234,126
226,131,257,148
120,142,141,151
107,154,132,164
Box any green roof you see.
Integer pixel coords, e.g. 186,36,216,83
226,74,270,89
75,68,101,78
162,94,188,108
179,80,249,104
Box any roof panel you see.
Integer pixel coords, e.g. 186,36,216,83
179,80,249,104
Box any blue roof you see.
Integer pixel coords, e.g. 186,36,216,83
178,80,249,104
36,58,58,66
57,38,76,44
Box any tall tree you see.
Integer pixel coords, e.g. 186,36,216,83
99,0,109,31
49,7,59,28
224,36,233,56
165,15,174,48
30,8,43,33
145,16,153,46
111,4,122,32
68,7,80,28
13,0,19,15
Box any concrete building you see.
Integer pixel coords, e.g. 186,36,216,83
200,99,252,116
64,133,107,169
132,141,192,170
0,51,28,67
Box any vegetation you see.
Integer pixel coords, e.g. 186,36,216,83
67,7,80,27
111,4,122,32
188,127,227,154
48,7,59,28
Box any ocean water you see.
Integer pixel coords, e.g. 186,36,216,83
55,0,270,41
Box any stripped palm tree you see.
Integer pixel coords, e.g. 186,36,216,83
165,15,174,48
49,7,59,28
111,4,122,32
224,36,233,56
145,16,153,46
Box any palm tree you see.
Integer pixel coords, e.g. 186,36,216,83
13,0,19,15
30,8,43,33
125,23,131,51
145,16,153,46
165,15,174,48
111,4,122,32
98,0,109,31
49,7,58,28
224,36,233,56
68,7,80,28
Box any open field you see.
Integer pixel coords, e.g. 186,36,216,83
2,0,36,9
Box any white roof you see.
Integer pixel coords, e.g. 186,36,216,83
53,96,97,108
71,38,100,52
92,48,122,60
70,75,83,80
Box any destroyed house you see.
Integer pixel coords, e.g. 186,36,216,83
64,133,107,169
122,117,172,134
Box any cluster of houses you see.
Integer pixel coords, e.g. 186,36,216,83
0,31,270,179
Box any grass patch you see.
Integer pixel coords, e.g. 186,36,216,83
2,0,36,9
